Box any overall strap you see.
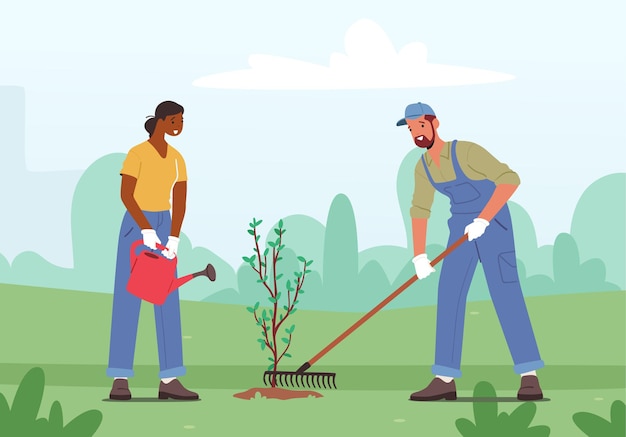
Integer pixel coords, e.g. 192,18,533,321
449,140,465,180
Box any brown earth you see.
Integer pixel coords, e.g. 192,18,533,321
233,387,323,400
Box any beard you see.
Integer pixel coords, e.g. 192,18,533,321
413,123,435,149
414,135,434,149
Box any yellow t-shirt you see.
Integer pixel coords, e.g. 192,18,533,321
120,141,188,211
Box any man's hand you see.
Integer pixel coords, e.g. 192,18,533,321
141,229,161,250
162,236,180,259
464,218,489,241
412,253,435,279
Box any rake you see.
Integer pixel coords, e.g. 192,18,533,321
263,233,469,389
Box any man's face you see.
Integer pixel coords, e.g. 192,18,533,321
407,116,435,149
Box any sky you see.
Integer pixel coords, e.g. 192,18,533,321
1,0,625,270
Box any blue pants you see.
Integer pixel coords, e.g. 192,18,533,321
432,211,544,378
107,210,186,379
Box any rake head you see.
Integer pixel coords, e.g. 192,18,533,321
263,370,337,389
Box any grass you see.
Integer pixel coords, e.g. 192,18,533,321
0,283,624,436
0,384,623,437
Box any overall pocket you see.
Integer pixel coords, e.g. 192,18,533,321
443,182,481,204
498,251,519,283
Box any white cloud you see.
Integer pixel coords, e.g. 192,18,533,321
192,19,515,90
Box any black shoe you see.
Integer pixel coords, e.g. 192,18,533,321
158,379,199,400
109,379,131,400
517,375,543,401
410,378,457,401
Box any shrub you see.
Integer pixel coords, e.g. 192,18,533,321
0,367,102,436
455,381,550,437
572,400,625,437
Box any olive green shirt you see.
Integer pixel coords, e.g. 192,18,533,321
410,140,520,219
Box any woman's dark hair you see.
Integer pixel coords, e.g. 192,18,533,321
144,100,185,135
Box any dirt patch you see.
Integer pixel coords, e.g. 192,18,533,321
233,387,323,400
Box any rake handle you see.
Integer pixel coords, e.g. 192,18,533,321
302,233,469,369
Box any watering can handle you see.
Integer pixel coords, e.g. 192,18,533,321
129,240,170,268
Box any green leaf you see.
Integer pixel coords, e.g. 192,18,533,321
242,256,250,263
63,409,103,437
508,402,537,430
299,289,305,294
277,256,283,262
284,353,292,358
276,273,283,281
611,400,625,432
256,219,263,227
268,241,276,248
268,296,277,304
255,235,260,242
267,363,275,371
278,219,284,228
247,229,254,235
295,272,302,278
455,418,477,437
264,248,269,257
305,269,312,274
286,324,295,334
281,338,289,344
257,339,266,350
48,400,64,431
286,280,294,292
276,292,282,301
573,412,614,436
274,228,281,236
525,425,551,437
291,308,298,314
11,367,45,425
250,255,257,264
0,393,10,423
246,306,254,313
283,305,289,311
254,302,260,310
297,256,306,262
278,245,285,251
472,381,498,429
306,260,314,266
268,357,274,362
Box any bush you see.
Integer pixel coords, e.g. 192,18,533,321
0,367,102,436
572,400,625,437
455,381,550,437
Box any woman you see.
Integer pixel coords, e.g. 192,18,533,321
107,100,198,401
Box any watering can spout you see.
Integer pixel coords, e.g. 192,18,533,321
170,263,216,292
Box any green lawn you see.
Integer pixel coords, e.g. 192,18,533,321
0,284,624,436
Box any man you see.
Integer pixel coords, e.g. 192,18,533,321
398,102,544,401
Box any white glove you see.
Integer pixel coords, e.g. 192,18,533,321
464,218,489,241
141,229,161,250
162,236,180,259
412,253,435,279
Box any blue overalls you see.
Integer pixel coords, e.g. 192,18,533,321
421,140,544,378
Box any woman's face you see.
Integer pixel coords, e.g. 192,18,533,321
161,112,184,136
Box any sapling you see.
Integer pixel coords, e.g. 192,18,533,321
243,218,312,388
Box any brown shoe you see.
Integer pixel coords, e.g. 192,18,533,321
409,378,457,401
158,379,199,400
109,379,131,400
517,375,543,401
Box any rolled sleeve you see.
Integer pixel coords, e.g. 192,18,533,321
120,151,141,178
463,142,520,186
410,164,435,219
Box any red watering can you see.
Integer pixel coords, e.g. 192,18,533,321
126,240,216,305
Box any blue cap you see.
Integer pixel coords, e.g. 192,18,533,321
396,102,436,126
